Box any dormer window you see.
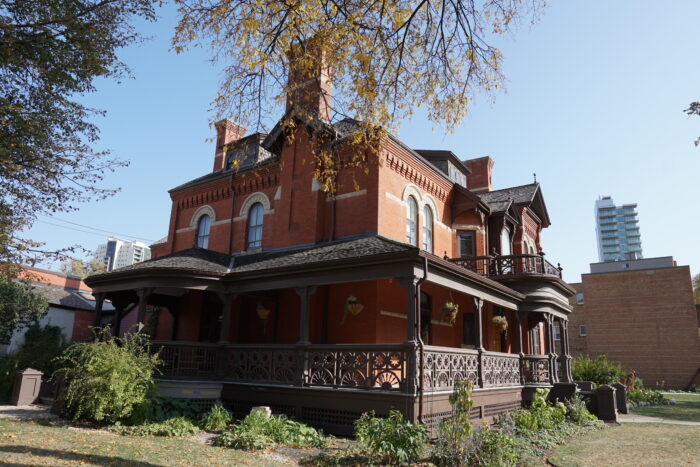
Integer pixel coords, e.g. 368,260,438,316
196,215,211,248
406,196,418,246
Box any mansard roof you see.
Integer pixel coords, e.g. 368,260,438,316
477,183,551,227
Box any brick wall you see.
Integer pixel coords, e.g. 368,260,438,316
574,266,700,388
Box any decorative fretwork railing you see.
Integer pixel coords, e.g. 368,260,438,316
422,346,479,391
153,341,553,393
448,254,562,279
522,355,551,385
481,351,521,388
152,342,408,392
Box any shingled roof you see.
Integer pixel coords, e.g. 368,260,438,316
29,281,114,312
477,183,550,227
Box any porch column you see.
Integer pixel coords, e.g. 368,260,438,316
113,305,124,338
217,293,236,344
136,288,152,333
515,311,527,385
92,293,105,330
473,297,485,388
399,277,419,395
545,314,559,384
170,302,180,340
295,286,317,345
559,319,573,382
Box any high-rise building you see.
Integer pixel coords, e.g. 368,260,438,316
94,237,151,271
594,196,643,262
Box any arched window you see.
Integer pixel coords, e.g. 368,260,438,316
247,203,264,249
196,215,211,248
406,196,418,246
422,206,433,253
500,227,511,255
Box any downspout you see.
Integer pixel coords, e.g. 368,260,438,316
416,256,428,424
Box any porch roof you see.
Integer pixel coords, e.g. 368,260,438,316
84,235,525,306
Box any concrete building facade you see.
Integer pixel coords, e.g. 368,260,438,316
569,257,700,389
95,237,152,271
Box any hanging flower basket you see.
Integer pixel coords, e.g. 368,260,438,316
256,304,271,320
440,302,459,325
346,296,364,316
492,315,508,333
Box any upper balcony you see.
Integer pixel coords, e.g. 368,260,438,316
447,253,563,280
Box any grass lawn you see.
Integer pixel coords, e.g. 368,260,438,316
632,393,700,423
0,418,285,466
548,423,700,467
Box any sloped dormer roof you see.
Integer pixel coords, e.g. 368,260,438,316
477,183,551,227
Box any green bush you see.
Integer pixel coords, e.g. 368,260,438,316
431,379,476,466
55,329,160,423
110,416,200,437
0,324,67,402
214,411,327,450
472,428,519,467
354,410,428,465
628,389,671,405
571,355,626,385
128,396,208,425
200,402,232,431
566,395,597,424
509,389,566,431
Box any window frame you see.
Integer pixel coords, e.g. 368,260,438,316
246,202,264,249
458,230,476,257
422,205,434,253
196,214,211,249
579,325,587,337
406,196,418,246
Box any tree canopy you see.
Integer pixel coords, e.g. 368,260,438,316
0,274,48,345
173,0,544,131
0,0,156,276
61,258,107,279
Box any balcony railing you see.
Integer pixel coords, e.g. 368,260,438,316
448,254,562,279
153,341,552,394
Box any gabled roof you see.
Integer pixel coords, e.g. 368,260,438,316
451,184,491,221
29,281,115,312
477,183,551,227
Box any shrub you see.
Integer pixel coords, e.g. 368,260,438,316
431,379,476,466
354,410,428,465
628,389,671,406
566,395,597,424
0,324,67,402
110,416,199,437
200,402,232,431
571,355,626,385
54,328,160,423
128,396,208,425
509,389,566,432
215,411,327,450
472,427,519,467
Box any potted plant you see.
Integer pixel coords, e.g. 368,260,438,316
492,315,508,333
440,302,459,324
341,296,364,324
256,304,271,320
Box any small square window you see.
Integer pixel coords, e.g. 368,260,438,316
579,325,587,337
575,293,584,305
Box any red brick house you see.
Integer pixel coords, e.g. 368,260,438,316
85,57,575,434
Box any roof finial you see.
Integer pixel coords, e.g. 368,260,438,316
533,173,537,183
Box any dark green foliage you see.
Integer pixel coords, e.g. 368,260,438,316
127,396,208,425
214,411,327,450
354,410,428,465
0,0,155,271
566,395,598,424
571,355,626,385
628,389,672,405
200,402,232,431
431,379,476,466
109,417,200,437
0,276,48,345
0,324,66,402
54,329,160,423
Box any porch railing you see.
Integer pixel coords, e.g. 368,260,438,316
154,341,553,394
448,254,562,279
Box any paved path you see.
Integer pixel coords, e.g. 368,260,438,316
618,413,700,426
0,404,57,420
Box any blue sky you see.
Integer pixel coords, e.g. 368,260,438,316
25,1,700,283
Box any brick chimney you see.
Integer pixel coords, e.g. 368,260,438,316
286,41,332,121
213,119,247,171
462,156,494,192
